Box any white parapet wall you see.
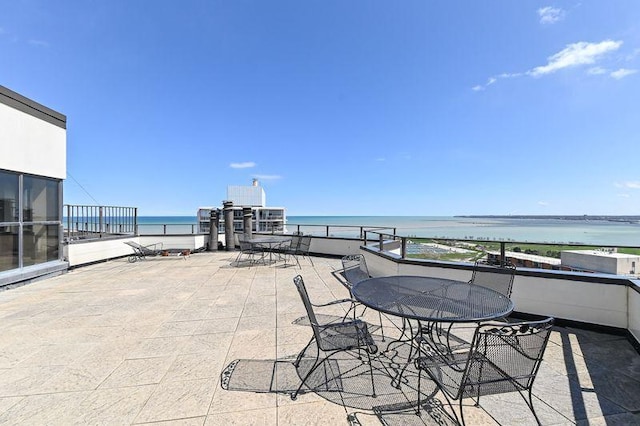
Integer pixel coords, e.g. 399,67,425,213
629,283,640,343
66,235,207,267
512,273,628,329
363,247,631,330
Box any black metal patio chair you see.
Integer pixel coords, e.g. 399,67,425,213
425,260,517,352
470,260,516,298
291,275,378,400
234,234,261,266
341,254,385,341
415,317,554,426
295,235,314,266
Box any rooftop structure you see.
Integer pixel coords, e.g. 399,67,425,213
227,178,265,207
0,85,67,287
197,180,286,234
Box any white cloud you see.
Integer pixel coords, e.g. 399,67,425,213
587,66,608,75
618,193,631,198
538,6,565,24
253,174,281,180
538,201,549,206
529,40,623,77
229,162,256,169
610,68,638,79
28,39,49,47
471,85,484,91
615,181,640,189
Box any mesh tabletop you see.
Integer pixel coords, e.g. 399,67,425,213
249,236,291,244
351,276,513,322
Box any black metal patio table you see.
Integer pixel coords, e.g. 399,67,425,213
248,236,292,264
351,275,514,387
351,275,514,323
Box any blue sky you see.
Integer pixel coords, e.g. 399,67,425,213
2,1,640,216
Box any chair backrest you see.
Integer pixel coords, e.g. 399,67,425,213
289,235,301,251
466,318,554,395
297,236,312,254
293,275,323,343
341,254,370,289
470,261,516,297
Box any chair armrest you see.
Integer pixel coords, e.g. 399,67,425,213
312,298,355,308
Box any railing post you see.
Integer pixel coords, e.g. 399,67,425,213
163,224,167,235
66,205,70,241
500,242,506,267
401,237,407,259
134,208,138,236
326,226,329,237
379,234,384,252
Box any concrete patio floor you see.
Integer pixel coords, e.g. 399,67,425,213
0,252,638,425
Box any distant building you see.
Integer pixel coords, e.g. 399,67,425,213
226,179,266,207
487,251,562,270
197,179,286,234
561,249,640,276
0,85,67,287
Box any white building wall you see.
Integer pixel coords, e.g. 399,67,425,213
0,102,66,179
227,185,265,207
561,250,640,275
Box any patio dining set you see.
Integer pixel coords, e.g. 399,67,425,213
234,234,313,268
221,255,554,425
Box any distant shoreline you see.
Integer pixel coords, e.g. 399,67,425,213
456,215,640,224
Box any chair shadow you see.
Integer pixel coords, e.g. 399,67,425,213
219,329,457,425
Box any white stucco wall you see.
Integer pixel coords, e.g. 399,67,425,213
629,285,640,343
0,102,66,179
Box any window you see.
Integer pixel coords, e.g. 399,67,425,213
0,225,19,272
0,170,62,273
23,175,59,222
0,171,18,222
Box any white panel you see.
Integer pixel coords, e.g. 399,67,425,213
513,276,627,328
66,236,207,266
629,288,640,343
0,103,66,178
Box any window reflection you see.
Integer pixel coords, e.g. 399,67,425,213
0,171,19,223
23,224,59,266
23,175,59,222
0,225,19,272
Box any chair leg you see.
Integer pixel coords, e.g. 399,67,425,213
291,355,322,400
522,388,543,426
294,338,315,368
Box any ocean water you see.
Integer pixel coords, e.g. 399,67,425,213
136,215,640,246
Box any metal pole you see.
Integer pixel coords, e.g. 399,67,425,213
401,237,407,259
500,242,506,267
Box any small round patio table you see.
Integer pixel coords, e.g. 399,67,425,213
248,236,292,264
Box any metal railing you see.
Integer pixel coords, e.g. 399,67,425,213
64,205,137,241
284,223,396,238
362,230,640,273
